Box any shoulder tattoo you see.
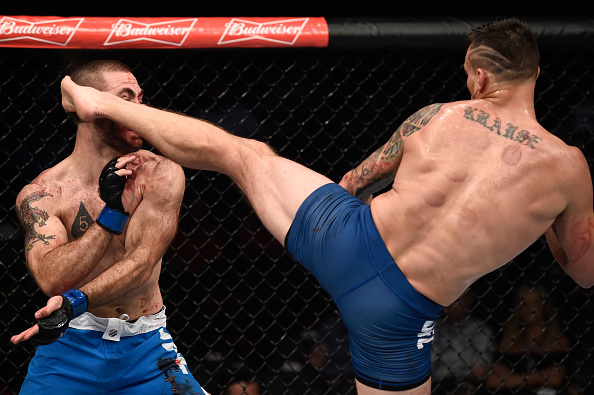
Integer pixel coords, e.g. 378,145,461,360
404,103,444,133
351,104,444,193
16,191,56,251
382,103,445,158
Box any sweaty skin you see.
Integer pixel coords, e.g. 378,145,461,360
55,63,594,395
13,69,185,326
16,150,184,320
17,39,594,394
367,99,578,305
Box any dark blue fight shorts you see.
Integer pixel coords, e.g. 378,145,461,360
286,183,444,391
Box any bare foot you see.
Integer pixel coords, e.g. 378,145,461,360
61,76,103,121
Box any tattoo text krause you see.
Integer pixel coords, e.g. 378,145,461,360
463,105,542,149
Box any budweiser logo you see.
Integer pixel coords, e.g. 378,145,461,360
218,18,310,46
104,18,197,47
0,16,83,46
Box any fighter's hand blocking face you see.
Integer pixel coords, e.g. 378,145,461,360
96,156,138,235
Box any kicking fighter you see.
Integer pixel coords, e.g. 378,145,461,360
14,19,594,394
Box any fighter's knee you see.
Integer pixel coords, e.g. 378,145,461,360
228,140,277,186
242,138,277,157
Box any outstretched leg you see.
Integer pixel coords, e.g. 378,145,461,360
61,76,333,243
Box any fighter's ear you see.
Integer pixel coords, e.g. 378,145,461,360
476,68,488,94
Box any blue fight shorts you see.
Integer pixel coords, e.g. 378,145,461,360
19,307,208,395
286,183,444,390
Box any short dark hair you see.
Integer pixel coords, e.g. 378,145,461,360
68,60,132,125
70,60,132,91
466,18,540,82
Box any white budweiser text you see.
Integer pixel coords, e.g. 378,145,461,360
0,21,75,36
225,22,303,36
112,23,192,37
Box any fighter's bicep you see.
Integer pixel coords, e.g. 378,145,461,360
557,214,594,265
558,150,594,265
16,188,68,269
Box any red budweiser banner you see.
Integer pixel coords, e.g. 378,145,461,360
0,16,329,49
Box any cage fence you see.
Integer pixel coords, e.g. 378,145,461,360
1,18,594,395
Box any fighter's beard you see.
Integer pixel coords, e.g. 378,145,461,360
98,119,143,154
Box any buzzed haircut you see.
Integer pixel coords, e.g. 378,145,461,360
70,60,133,92
466,18,540,82
67,60,133,125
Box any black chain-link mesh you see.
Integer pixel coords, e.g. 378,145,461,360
1,47,593,394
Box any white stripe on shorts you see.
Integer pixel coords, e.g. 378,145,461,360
68,306,167,341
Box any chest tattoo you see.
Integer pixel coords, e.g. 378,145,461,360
71,202,94,238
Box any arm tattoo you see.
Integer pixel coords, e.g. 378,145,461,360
17,191,56,251
352,103,444,196
403,103,444,131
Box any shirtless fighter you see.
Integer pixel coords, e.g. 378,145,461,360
11,60,207,394
13,19,594,394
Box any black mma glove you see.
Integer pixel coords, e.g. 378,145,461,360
30,289,88,346
96,158,130,235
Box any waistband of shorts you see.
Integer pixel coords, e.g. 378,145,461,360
69,306,167,336
354,367,431,391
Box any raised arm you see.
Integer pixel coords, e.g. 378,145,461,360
339,103,444,202
545,146,594,288
80,158,185,309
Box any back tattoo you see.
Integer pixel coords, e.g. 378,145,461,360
462,105,542,149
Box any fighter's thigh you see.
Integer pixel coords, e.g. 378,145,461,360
121,355,207,395
115,328,207,394
19,332,105,394
234,151,332,244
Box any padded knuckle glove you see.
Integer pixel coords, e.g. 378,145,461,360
30,289,88,346
96,158,130,234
